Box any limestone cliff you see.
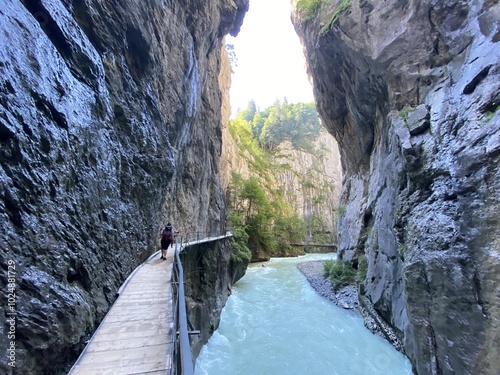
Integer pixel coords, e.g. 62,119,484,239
0,0,248,373
293,0,500,374
274,130,342,243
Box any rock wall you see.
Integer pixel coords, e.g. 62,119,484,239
180,238,234,359
293,0,500,374
219,49,253,190
274,130,342,242
0,0,248,373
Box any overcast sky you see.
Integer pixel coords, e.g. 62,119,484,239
226,0,314,116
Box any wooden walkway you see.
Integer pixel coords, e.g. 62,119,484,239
68,246,176,375
68,232,233,375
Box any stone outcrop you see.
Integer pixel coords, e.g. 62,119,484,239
293,0,500,374
0,0,248,373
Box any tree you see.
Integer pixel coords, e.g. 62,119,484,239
239,100,257,123
257,100,321,151
225,43,237,72
251,113,265,139
240,177,270,219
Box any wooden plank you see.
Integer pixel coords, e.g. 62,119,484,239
68,246,176,375
83,334,170,351
75,344,170,365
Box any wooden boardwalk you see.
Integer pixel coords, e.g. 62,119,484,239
68,246,175,375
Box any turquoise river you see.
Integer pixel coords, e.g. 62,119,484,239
195,253,413,375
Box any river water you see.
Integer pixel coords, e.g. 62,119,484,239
195,253,413,375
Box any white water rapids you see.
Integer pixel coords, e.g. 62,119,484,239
195,253,413,375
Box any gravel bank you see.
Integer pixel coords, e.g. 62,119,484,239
297,260,359,311
297,260,405,352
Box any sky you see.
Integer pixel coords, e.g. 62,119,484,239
226,0,314,116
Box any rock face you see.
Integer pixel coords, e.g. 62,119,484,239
180,238,234,359
274,130,342,243
0,0,248,373
293,1,500,374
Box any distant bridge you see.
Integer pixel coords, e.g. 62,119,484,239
290,243,337,253
68,231,233,375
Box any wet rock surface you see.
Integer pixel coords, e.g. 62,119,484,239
0,0,248,373
294,1,500,373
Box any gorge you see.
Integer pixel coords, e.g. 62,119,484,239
1,0,499,374
1,0,249,373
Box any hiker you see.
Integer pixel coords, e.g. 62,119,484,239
160,222,174,260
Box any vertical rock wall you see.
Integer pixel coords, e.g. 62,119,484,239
180,238,234,359
293,0,500,374
0,0,248,373
274,130,342,242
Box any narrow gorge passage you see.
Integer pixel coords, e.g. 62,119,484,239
195,254,412,375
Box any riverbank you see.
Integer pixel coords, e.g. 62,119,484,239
297,260,359,310
297,260,404,353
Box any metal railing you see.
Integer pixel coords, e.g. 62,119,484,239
171,238,194,375
169,230,233,375
174,230,233,247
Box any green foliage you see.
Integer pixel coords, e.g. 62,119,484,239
226,100,330,259
295,0,324,21
399,106,415,121
482,104,499,122
229,212,252,263
323,259,357,289
306,213,327,242
274,213,306,251
251,113,265,139
312,232,333,244
323,255,368,290
257,100,321,151
229,116,270,173
320,0,352,35
337,205,346,216
225,43,237,72
227,173,306,259
240,177,271,219
355,255,368,284
240,100,257,123
232,100,321,154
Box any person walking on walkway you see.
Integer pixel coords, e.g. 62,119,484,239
160,222,174,260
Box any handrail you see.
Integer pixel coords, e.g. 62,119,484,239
170,230,233,375
173,230,234,245
172,237,194,375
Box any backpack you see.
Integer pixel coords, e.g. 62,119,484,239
162,226,173,241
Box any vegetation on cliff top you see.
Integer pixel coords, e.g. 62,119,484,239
294,0,353,35
240,99,321,151
295,0,324,21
